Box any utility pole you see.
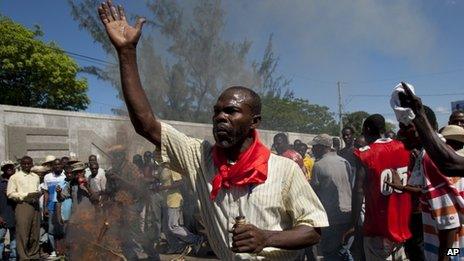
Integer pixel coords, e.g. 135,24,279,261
337,81,343,137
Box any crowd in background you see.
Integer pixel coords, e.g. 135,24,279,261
0,147,206,260
0,93,464,260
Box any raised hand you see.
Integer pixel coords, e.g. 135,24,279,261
98,0,145,50
399,82,425,116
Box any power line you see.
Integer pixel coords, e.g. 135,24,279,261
347,68,464,85
42,45,113,66
350,92,464,98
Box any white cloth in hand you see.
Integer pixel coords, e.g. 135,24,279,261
390,82,416,125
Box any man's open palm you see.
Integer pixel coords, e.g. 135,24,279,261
98,0,145,50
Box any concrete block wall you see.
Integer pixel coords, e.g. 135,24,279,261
0,105,318,168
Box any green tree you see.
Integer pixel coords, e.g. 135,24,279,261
261,95,339,135
342,111,397,135
342,111,370,135
68,0,291,123
0,16,89,111
385,122,397,132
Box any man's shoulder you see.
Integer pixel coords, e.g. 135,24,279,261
268,154,300,177
96,169,107,178
9,172,20,179
315,153,344,167
270,153,297,165
161,121,207,143
339,146,354,154
325,153,347,163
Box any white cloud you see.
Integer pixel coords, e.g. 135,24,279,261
435,106,450,115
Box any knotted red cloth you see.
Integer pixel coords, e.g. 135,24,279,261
210,130,271,200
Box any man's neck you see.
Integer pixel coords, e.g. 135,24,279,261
366,135,382,144
345,143,354,149
224,136,253,162
278,146,290,155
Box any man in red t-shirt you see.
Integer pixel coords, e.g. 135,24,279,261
352,114,412,260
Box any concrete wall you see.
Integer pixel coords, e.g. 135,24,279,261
0,105,317,168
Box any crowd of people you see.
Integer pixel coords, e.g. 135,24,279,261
1,102,463,260
2,1,464,260
0,145,215,260
239,97,464,261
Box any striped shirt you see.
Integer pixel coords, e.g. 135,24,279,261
156,122,328,260
421,153,464,260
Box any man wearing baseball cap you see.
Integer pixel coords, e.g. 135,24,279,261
310,134,353,260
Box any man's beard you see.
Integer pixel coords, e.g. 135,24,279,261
214,128,248,149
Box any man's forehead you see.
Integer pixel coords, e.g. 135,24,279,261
217,91,252,108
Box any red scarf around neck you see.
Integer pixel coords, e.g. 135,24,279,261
210,130,271,200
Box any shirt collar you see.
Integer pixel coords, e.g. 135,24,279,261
374,138,393,144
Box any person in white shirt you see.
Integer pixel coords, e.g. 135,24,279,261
43,159,66,258
84,154,105,179
86,162,106,212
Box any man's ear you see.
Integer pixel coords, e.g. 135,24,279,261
251,114,262,129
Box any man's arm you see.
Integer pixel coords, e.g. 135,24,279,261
384,169,422,193
309,164,320,192
231,224,320,253
230,163,327,253
413,112,464,176
351,159,365,227
100,173,107,194
98,0,161,145
438,227,459,261
43,190,49,217
6,176,27,201
401,83,464,176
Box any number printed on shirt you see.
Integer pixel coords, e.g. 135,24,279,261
380,167,408,195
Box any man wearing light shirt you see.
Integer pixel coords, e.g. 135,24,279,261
43,158,66,258
84,154,106,179
7,156,41,260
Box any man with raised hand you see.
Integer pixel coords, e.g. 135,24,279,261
399,82,464,176
97,1,328,259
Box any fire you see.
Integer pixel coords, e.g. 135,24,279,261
65,189,139,260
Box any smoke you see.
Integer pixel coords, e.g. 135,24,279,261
64,123,206,260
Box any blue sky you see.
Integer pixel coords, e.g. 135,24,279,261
3,0,464,128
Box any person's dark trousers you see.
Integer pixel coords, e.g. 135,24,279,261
405,212,425,261
351,225,365,261
15,202,40,260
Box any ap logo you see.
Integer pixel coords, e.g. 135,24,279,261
447,248,460,256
